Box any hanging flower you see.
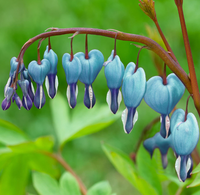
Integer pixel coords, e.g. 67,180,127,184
121,62,146,133
74,49,104,109
62,53,82,108
43,46,58,99
28,59,50,109
104,50,124,114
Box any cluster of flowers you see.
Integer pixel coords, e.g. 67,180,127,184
2,46,199,182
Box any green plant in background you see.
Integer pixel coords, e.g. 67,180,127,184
1,0,200,194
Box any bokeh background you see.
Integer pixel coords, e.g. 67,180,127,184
0,0,200,194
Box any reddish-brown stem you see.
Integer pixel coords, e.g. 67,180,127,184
154,19,178,63
48,37,51,52
85,34,89,59
37,47,41,65
70,36,74,61
184,94,192,121
43,152,87,195
113,33,118,59
163,63,167,85
14,28,192,94
135,46,147,73
175,1,200,116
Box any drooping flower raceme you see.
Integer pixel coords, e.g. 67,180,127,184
121,62,146,134
28,59,50,109
144,73,185,138
104,50,124,114
74,49,104,109
170,109,199,182
62,53,82,108
43,46,58,99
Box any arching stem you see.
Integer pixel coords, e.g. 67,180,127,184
48,37,52,52
135,46,148,73
113,33,118,59
13,28,193,103
37,38,45,65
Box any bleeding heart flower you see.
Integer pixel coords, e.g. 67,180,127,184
62,53,82,108
2,87,14,110
143,132,173,169
144,73,185,137
18,80,33,110
43,46,58,99
28,59,50,109
121,62,146,133
104,50,124,114
170,109,199,182
74,49,104,109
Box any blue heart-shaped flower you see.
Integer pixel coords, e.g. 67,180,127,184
28,60,50,109
170,109,199,182
104,50,124,114
74,49,104,109
121,62,146,133
144,73,185,115
62,53,82,108
44,46,58,99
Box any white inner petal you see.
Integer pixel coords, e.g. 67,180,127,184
4,77,11,97
31,82,35,95
175,156,183,182
118,90,122,107
89,85,93,109
165,115,170,138
24,97,28,110
45,76,50,98
66,85,72,109
39,85,43,109
186,157,192,173
133,110,138,126
106,90,111,110
55,75,59,92
121,108,128,134
160,115,162,123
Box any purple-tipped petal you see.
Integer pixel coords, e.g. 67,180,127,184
45,74,58,99
2,98,11,110
66,83,78,109
13,92,22,110
22,95,32,110
84,84,96,109
28,82,35,102
160,114,171,138
34,84,46,109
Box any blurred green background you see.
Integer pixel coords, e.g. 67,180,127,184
0,0,200,194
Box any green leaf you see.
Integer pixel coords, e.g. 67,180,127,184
60,172,81,195
0,119,28,145
87,181,112,195
50,93,120,146
0,155,29,195
35,136,54,151
28,153,59,178
187,172,200,188
192,163,200,174
192,190,200,195
102,143,158,195
33,172,61,195
136,146,162,195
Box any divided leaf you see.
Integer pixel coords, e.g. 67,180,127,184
50,93,120,147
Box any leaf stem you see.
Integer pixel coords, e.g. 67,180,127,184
43,152,87,195
175,0,200,115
